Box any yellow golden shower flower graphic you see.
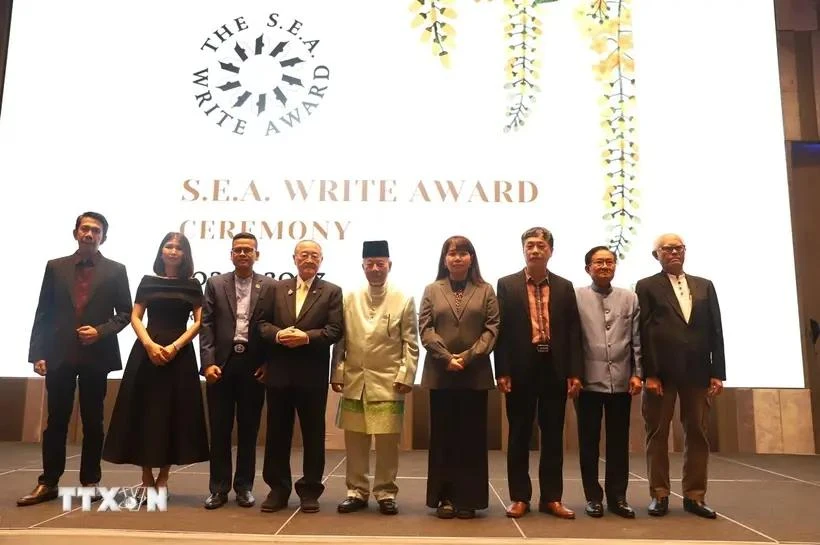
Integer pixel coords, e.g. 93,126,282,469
408,0,640,258
576,0,639,259
410,0,458,67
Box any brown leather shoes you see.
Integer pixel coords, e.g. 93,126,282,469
505,501,530,518
539,501,575,519
17,484,58,507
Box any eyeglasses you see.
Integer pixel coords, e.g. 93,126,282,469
659,245,686,254
590,259,615,266
297,252,321,260
231,248,256,255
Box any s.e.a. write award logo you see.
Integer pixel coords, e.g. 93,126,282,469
192,11,330,136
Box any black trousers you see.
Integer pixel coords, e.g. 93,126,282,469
426,389,489,510
206,353,265,495
506,356,567,504
40,362,108,487
262,385,328,501
576,390,632,503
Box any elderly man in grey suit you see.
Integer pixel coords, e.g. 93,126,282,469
636,233,725,519
19,212,132,506
200,232,276,510
575,245,642,519
331,240,419,515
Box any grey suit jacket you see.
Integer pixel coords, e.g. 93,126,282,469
199,271,276,371
419,279,500,390
29,252,132,373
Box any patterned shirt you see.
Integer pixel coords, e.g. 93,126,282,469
524,269,550,344
233,274,252,342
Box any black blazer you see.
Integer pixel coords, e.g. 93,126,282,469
28,253,132,373
418,279,500,390
258,276,343,388
199,272,276,371
635,271,725,387
495,270,583,384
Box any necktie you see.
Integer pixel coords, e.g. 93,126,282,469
295,283,308,317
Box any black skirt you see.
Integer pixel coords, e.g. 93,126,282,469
426,389,489,510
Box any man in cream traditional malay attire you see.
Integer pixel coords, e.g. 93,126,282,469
331,240,419,515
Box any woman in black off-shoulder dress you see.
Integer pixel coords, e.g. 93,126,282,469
103,232,208,491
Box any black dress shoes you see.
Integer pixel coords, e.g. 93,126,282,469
337,497,368,513
648,496,669,516
608,498,636,519
378,498,398,515
683,498,717,519
260,492,288,513
300,497,320,513
17,484,58,506
584,500,604,518
236,490,255,508
204,492,228,510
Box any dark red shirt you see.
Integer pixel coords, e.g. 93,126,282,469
73,252,100,319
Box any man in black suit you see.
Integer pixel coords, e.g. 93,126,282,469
258,240,343,514
200,232,276,509
18,212,132,506
636,233,725,519
496,226,584,519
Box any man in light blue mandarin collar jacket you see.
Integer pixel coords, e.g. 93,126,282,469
575,245,642,519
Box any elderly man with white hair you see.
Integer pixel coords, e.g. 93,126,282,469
635,234,725,519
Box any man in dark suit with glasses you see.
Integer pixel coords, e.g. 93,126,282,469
636,233,725,519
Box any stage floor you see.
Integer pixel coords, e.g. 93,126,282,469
0,443,818,545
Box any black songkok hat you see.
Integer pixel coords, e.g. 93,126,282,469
362,240,389,258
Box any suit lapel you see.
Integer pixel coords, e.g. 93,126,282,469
85,258,107,307
248,273,263,318
517,271,530,312
59,259,78,309
297,278,322,322
687,275,697,300
546,271,554,324
224,272,237,319
282,278,297,324
685,275,698,322
657,273,686,323
457,282,477,320
438,280,459,320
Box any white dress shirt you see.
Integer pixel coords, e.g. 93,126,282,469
667,273,692,323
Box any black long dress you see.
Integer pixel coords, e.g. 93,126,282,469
103,275,209,467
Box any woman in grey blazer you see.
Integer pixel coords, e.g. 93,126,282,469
419,236,500,519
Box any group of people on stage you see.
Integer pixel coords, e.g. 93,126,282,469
17,212,726,523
